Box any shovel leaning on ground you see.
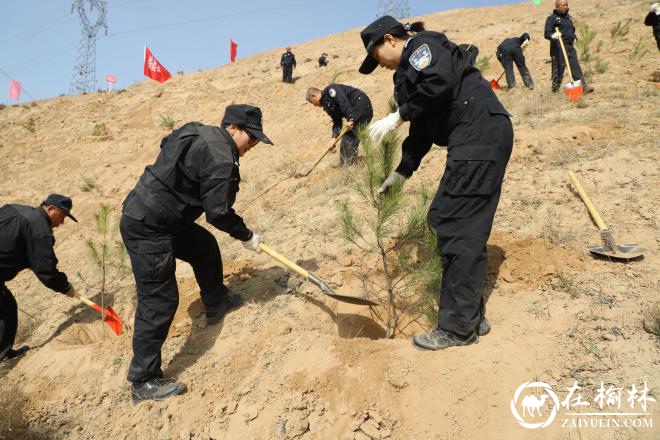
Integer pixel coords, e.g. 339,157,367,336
73,292,123,336
555,27,583,103
567,171,644,261
294,126,349,178
259,243,379,306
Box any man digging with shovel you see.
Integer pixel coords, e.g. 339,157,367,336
305,84,373,166
120,104,272,403
0,194,78,364
544,0,594,94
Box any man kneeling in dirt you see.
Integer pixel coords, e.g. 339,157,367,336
0,194,77,363
305,84,373,166
120,104,272,403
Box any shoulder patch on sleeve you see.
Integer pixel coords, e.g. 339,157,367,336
409,43,432,71
328,88,336,98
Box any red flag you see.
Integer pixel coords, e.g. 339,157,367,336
230,38,238,63
143,45,172,83
8,79,21,101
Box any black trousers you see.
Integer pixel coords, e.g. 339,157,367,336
120,215,228,383
282,64,293,83
498,47,534,89
0,283,18,359
551,42,585,92
339,101,373,166
427,106,513,336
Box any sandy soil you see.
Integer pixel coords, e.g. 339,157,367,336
0,0,658,439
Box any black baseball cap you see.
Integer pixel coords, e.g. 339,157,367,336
221,104,273,145
42,194,78,222
359,15,403,74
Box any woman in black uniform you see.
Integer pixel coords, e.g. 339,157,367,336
359,16,513,350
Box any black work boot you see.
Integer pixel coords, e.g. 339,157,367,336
0,345,29,363
206,293,244,325
412,329,478,351
477,317,491,336
581,80,594,93
131,377,186,404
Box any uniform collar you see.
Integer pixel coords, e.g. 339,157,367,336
37,206,53,230
219,126,240,164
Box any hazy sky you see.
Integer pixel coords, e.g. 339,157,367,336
0,0,526,102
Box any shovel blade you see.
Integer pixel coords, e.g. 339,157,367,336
588,244,645,261
308,272,379,306
563,81,583,102
490,79,500,89
91,303,123,336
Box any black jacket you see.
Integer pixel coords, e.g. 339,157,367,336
0,204,70,292
123,123,252,241
645,11,660,41
280,51,296,67
497,34,528,59
545,9,576,46
320,84,372,137
392,31,510,177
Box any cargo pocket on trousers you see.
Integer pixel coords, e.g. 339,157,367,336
137,240,173,282
445,146,497,196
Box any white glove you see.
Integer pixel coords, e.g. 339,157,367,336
242,233,262,253
378,172,407,194
368,111,403,144
653,3,660,14
551,31,562,40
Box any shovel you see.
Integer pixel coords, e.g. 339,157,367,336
567,171,644,261
73,292,123,336
259,243,379,306
555,27,583,103
294,126,349,178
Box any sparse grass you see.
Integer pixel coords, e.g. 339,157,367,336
387,97,398,113
609,19,632,50
474,55,491,73
548,144,579,166
92,122,108,136
595,59,609,74
628,37,649,62
22,117,36,134
159,114,176,130
330,70,341,83
556,272,580,298
80,176,98,192
540,208,573,245
642,303,660,339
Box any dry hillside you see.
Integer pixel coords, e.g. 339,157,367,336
0,0,658,439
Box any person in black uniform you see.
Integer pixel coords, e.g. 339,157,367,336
280,47,297,83
120,104,272,403
305,84,373,165
544,0,594,93
645,3,660,52
496,33,534,90
318,53,329,67
0,194,77,363
359,16,513,350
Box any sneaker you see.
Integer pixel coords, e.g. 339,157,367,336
131,377,186,404
477,317,491,336
582,85,594,93
206,293,244,325
412,329,478,351
0,345,29,363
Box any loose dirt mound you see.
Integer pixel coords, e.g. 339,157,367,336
1,0,658,439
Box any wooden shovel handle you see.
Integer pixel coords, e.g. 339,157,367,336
555,27,575,82
568,171,608,231
73,292,95,307
259,243,309,279
298,126,350,178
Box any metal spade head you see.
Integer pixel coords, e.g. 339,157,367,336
589,230,645,261
308,273,379,306
588,244,645,261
